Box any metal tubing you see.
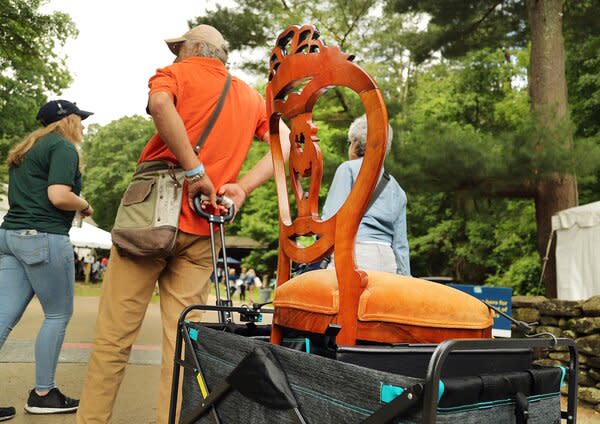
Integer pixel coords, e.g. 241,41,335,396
167,320,185,424
421,337,578,424
207,218,222,312
290,407,308,424
565,344,578,424
218,222,233,305
177,303,274,317
181,382,231,424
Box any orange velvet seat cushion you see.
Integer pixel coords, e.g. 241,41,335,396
273,269,493,331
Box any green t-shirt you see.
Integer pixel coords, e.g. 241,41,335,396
1,133,82,235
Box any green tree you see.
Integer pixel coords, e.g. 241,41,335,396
408,192,542,295
564,1,600,139
0,0,77,138
0,0,77,196
563,1,600,205
387,0,586,297
82,116,155,230
395,48,599,292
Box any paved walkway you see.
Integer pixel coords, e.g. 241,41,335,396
2,296,599,423
1,296,164,423
1,293,271,424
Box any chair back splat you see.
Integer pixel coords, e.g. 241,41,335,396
267,24,494,347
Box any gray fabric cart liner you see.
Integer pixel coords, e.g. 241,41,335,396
180,324,561,424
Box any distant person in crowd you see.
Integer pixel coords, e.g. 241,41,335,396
100,256,108,270
245,267,256,285
322,114,410,275
83,253,94,283
91,259,100,283
237,267,248,300
77,24,289,424
216,266,224,283
238,277,247,301
99,256,108,280
245,267,257,302
74,250,85,281
228,266,238,281
227,266,238,296
0,100,94,418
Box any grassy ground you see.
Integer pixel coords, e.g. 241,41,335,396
74,281,102,296
74,281,161,303
74,281,273,304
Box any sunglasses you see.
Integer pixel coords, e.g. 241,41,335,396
172,41,184,56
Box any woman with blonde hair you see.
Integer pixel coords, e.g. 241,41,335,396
0,100,93,418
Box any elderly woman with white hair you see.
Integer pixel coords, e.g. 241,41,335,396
322,114,410,275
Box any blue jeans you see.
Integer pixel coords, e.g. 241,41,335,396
0,228,74,391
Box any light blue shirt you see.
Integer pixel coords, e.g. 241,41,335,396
322,158,410,275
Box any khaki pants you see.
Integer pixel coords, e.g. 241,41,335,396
76,232,218,424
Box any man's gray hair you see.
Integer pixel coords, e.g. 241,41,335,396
348,114,393,158
186,39,229,65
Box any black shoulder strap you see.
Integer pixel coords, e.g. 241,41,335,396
366,171,390,211
193,73,232,154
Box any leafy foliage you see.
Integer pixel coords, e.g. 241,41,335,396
81,116,155,230
396,120,600,194
563,0,600,205
194,1,412,115
0,0,77,138
387,0,528,63
391,48,600,193
563,0,600,134
408,195,542,294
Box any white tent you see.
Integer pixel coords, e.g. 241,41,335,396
69,222,112,250
552,201,600,300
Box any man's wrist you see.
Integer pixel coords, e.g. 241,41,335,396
238,182,250,198
185,163,205,178
80,200,90,212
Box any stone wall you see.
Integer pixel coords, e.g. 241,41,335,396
512,295,600,412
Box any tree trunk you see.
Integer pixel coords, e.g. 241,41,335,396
527,0,577,298
534,178,576,297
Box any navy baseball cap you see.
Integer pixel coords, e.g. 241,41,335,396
36,100,94,126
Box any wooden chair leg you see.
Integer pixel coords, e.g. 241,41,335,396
271,323,284,345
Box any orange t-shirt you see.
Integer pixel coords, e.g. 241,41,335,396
139,57,268,236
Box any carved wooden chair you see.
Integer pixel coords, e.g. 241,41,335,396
266,25,493,346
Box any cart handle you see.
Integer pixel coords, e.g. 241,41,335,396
193,194,235,222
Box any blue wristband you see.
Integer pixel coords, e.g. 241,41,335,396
185,163,205,177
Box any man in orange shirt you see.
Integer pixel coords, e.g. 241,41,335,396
76,25,289,424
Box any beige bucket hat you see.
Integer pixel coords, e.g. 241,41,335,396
165,24,228,56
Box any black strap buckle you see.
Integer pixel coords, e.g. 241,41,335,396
515,391,530,424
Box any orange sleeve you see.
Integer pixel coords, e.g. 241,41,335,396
148,66,178,103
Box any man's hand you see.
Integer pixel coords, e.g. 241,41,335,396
186,174,218,211
218,183,247,214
